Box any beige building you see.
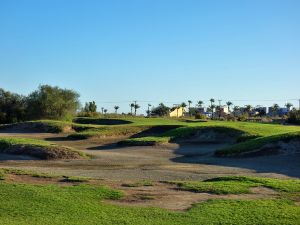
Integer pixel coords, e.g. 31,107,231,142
169,107,185,118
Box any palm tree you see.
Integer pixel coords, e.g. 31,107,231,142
147,104,152,117
226,101,233,113
103,109,108,114
197,100,204,108
101,107,104,114
188,100,192,117
134,104,140,116
114,106,119,114
130,103,135,115
208,104,216,119
272,103,280,116
209,99,215,119
285,102,293,111
180,102,187,117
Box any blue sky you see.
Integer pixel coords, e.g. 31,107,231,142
0,0,299,113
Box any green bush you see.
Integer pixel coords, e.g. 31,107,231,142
287,110,300,125
195,113,206,119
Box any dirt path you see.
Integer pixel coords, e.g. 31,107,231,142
0,132,299,181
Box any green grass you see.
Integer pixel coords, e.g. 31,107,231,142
0,179,299,224
5,118,300,155
118,136,170,146
0,137,87,159
171,176,300,194
215,132,300,156
67,125,151,139
109,119,300,155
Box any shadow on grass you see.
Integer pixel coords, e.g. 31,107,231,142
171,143,300,178
73,118,133,125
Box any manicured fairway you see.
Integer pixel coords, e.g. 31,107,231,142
0,180,299,225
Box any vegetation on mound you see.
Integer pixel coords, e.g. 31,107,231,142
215,132,300,157
67,126,152,139
0,137,87,159
171,176,300,194
73,117,133,125
118,136,170,146
0,180,299,224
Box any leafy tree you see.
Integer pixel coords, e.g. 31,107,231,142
287,109,300,124
84,101,97,113
233,106,240,117
0,88,26,123
26,85,80,120
114,106,119,114
244,105,253,117
151,103,170,117
104,109,108,114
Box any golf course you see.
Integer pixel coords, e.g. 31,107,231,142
0,117,300,224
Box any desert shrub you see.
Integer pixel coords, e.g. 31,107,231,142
238,113,248,121
195,113,206,119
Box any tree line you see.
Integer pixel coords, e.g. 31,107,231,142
0,85,80,124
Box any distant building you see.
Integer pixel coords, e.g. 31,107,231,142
169,107,185,118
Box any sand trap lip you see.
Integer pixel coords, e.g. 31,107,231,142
239,139,300,157
0,153,38,160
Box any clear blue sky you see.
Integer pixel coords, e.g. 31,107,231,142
1,0,299,113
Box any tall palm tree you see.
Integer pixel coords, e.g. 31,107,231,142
130,103,135,115
101,107,104,114
181,102,187,117
226,101,233,113
285,102,293,111
272,103,280,116
197,100,204,108
188,100,192,117
208,104,216,119
147,104,152,117
134,104,140,116
114,106,119,114
209,99,215,119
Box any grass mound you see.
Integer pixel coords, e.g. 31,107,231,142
73,117,133,125
171,176,300,194
215,132,300,157
0,120,74,133
119,126,254,146
0,137,87,159
118,136,170,146
67,126,152,140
